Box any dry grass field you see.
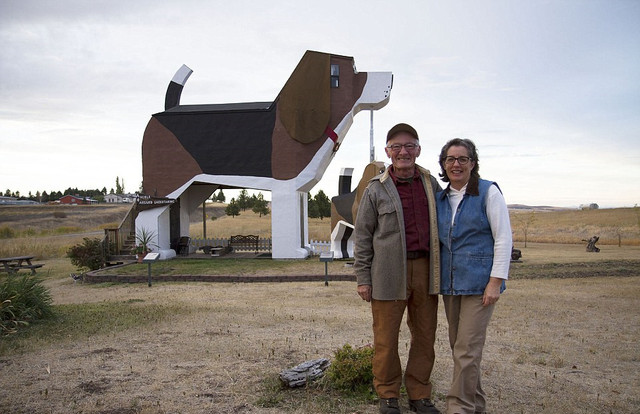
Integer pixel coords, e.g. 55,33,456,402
1,204,639,413
1,204,639,259
187,203,334,243
510,207,640,246
0,204,131,258
194,204,640,246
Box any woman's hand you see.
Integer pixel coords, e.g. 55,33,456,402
483,277,503,306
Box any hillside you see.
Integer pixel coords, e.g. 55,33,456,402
510,206,640,245
508,204,573,212
1,204,638,260
0,204,132,232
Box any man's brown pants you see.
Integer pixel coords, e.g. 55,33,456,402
370,257,438,400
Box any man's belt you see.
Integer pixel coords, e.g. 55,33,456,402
406,250,427,260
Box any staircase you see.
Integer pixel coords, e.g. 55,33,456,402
103,202,138,265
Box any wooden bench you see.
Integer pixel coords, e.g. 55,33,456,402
0,256,44,275
229,235,260,254
19,264,44,272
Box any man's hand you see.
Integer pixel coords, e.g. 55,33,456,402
357,284,372,302
482,277,502,307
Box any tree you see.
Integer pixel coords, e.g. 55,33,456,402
251,193,270,217
314,190,331,220
512,210,536,248
308,192,320,218
612,226,623,248
225,198,241,217
216,189,226,203
115,177,123,194
237,189,251,211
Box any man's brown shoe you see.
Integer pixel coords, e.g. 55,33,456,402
379,398,401,414
409,398,441,413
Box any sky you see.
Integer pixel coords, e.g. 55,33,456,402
1,0,639,208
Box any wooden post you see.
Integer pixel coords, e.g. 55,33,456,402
202,202,206,238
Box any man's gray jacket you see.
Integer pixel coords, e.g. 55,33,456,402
354,165,441,300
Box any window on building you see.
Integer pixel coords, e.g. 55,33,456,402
330,64,339,88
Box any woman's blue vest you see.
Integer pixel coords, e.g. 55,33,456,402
437,179,506,295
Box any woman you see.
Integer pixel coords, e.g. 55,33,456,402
436,138,512,414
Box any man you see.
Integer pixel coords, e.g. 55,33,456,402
354,123,441,414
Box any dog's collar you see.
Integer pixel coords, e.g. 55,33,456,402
325,126,341,151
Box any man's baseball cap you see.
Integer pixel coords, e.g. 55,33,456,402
386,123,419,142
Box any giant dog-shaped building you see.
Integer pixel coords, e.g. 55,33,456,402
138,51,393,258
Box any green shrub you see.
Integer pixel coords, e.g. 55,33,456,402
52,226,83,235
22,227,37,237
67,237,105,271
326,343,375,395
1,274,53,335
0,226,15,239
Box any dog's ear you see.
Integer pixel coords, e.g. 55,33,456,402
352,162,387,224
278,51,331,144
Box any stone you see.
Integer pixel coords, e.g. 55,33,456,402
278,358,331,388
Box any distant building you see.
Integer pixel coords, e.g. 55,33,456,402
57,195,97,205
104,193,136,203
0,196,18,204
0,196,39,205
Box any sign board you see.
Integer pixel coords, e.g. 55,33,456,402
319,251,334,262
142,252,160,263
136,195,176,211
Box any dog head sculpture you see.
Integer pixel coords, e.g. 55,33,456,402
331,161,387,230
141,51,392,198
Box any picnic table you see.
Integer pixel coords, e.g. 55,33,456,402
0,256,44,275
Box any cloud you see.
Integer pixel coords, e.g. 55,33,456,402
0,0,638,207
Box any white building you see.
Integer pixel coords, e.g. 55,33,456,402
104,193,136,204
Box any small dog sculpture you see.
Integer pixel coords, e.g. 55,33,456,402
70,273,83,283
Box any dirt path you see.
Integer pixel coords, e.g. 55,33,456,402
1,275,639,413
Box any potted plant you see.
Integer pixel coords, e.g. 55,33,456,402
131,244,145,262
133,227,158,262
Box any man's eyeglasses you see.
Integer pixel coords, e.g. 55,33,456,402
444,156,472,165
387,143,419,152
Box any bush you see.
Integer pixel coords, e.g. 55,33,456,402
326,343,375,395
52,226,83,235
23,227,37,237
0,226,16,239
0,274,53,335
67,237,105,271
